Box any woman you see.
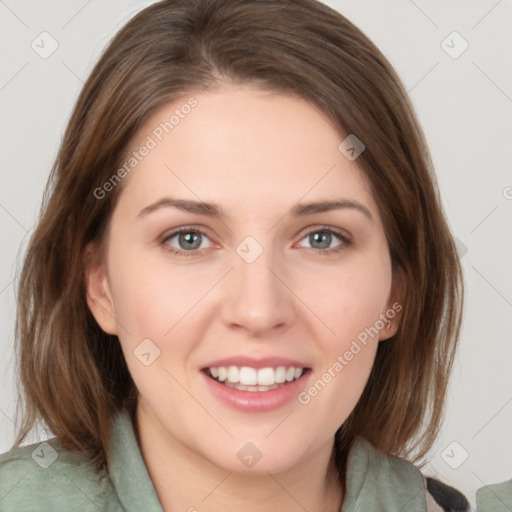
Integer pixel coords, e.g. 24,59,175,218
0,0,470,510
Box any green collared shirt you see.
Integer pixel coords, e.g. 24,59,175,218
0,410,443,511
476,479,512,512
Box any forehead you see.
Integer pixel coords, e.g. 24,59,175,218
115,84,377,218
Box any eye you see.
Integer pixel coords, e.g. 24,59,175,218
296,226,351,255
161,227,213,257
160,225,352,258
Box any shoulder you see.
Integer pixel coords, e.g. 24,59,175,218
348,438,470,512
476,479,512,512
0,437,120,512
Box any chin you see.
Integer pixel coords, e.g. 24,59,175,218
196,434,311,476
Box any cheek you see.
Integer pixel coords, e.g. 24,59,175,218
297,254,392,346
300,343,377,438
107,240,209,339
104,242,218,399
297,272,385,429
294,253,391,411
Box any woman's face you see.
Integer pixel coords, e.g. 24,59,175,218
86,84,402,474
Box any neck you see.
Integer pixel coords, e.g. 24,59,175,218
135,401,344,512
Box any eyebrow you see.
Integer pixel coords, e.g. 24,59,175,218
137,197,373,222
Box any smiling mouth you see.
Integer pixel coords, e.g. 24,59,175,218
203,365,309,392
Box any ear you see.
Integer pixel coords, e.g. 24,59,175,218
379,267,406,341
83,242,119,335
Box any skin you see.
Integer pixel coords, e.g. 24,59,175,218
85,83,404,512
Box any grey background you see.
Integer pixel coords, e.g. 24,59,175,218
1,1,511,509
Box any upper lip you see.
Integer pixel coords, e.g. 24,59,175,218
201,356,310,370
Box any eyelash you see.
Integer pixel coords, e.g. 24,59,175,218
159,226,352,258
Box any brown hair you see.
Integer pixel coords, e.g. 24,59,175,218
13,0,463,492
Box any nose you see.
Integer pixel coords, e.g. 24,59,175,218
220,246,296,337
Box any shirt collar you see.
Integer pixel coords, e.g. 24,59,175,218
108,409,164,511
341,437,427,511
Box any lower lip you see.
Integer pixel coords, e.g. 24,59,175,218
201,370,310,412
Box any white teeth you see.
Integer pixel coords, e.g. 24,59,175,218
257,367,275,386
239,367,258,385
275,366,286,383
227,366,239,383
206,365,305,387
